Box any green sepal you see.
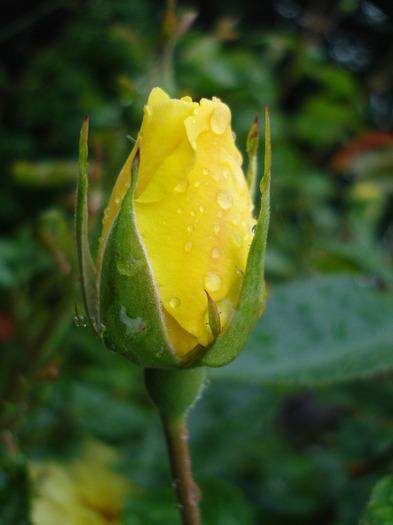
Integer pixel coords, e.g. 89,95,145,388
98,150,178,368
197,107,271,367
205,290,221,340
76,116,99,335
246,114,259,203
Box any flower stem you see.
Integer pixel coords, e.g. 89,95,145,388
143,367,205,525
161,413,201,525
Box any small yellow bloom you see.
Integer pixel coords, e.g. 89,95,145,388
98,88,255,357
30,441,131,525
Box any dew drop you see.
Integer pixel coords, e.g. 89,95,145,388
177,207,184,214
199,205,205,213
191,210,197,217
114,195,121,204
184,241,193,253
203,169,209,175
223,168,229,179
194,180,200,188
205,272,222,292
216,190,233,210
187,224,194,233
120,307,146,336
193,107,200,115
104,207,109,218
116,255,144,277
217,210,223,218
170,297,181,308
214,223,221,236
73,316,81,327
175,180,189,193
231,217,239,226
211,248,220,259
210,108,229,135
252,224,257,234
232,232,242,247
232,131,236,140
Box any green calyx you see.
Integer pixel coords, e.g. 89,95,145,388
98,152,178,368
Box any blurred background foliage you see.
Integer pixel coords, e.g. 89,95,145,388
1,0,393,523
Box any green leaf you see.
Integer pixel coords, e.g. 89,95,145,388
211,275,393,386
360,476,393,525
75,116,99,335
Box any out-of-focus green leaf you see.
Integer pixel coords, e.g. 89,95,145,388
11,160,77,188
0,445,31,525
360,476,393,525
211,276,393,386
121,478,253,525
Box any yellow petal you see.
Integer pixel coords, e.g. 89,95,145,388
135,96,198,202
134,97,255,353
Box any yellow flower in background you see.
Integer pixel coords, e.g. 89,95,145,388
98,88,255,358
30,441,131,525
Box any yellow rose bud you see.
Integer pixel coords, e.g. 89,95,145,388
99,89,254,357
76,88,271,368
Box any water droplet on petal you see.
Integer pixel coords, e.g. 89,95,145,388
175,179,189,193
210,108,229,135
211,248,220,259
231,232,242,247
199,205,205,213
203,169,209,175
184,241,193,253
191,210,197,217
194,180,200,188
114,195,121,204
223,168,229,179
177,207,184,214
231,217,239,226
216,191,233,210
214,223,221,236
170,297,181,308
205,272,222,292
217,210,223,218
252,224,257,234
187,224,194,233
